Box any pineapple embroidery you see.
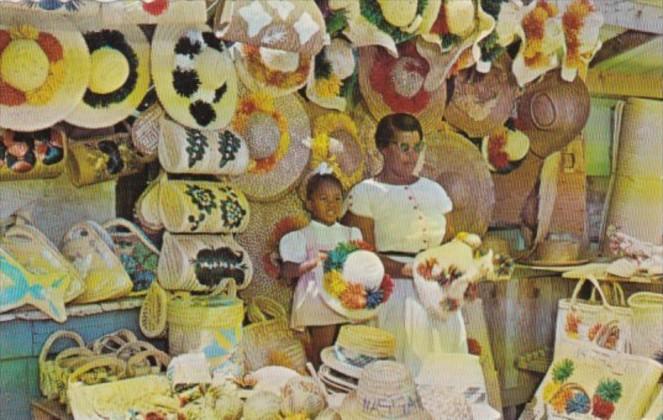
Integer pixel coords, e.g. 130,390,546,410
592,378,623,420
543,359,574,405
185,128,208,168
544,358,592,416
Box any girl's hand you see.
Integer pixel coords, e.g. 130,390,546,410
299,257,321,275
401,262,413,278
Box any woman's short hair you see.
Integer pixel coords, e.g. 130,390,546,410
375,113,423,150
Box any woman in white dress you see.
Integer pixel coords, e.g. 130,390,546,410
343,113,468,375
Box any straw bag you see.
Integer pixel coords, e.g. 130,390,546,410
643,385,663,420
139,282,169,339
103,218,159,295
158,232,253,292
0,127,67,181
627,292,663,361
89,329,138,354
1,223,84,303
134,174,165,243
66,132,146,187
158,117,250,175
158,177,250,234
39,330,87,401
167,280,244,370
61,221,133,304
131,102,164,162
555,276,633,355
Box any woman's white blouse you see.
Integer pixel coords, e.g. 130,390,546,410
345,177,453,253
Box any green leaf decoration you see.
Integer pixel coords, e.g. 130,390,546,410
359,0,428,45
552,358,574,383
217,131,241,169
185,128,208,168
327,10,349,36
480,31,505,62
314,51,333,80
481,0,509,19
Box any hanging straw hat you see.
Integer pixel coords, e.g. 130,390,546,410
358,39,450,133
233,43,313,97
0,11,91,131
65,23,150,128
514,69,590,159
152,24,238,130
481,127,531,174
305,38,357,112
0,0,99,16
560,0,602,82
445,54,520,138
100,0,208,25
337,360,432,420
214,0,327,56
419,128,495,238
227,90,311,202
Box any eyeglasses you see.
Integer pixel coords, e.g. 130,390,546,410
391,140,425,154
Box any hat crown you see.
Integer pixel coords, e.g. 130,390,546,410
341,250,384,291
445,0,477,37
246,112,281,159
377,0,419,28
335,325,396,359
356,361,426,418
1,39,49,92
196,48,229,88
259,47,300,73
391,57,426,98
89,48,129,94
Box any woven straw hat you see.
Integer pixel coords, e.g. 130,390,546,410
419,128,495,238
152,24,238,130
481,127,531,174
280,376,327,418
0,0,99,16
320,325,396,379
214,0,326,55
445,54,520,138
66,22,150,128
233,43,313,97
358,39,449,133
0,11,91,131
515,70,590,158
305,38,357,112
227,90,311,202
337,360,432,420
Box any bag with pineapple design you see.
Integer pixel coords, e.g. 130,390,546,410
555,276,632,355
528,338,662,419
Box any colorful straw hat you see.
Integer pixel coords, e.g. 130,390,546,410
214,0,327,56
233,43,313,97
560,0,602,82
227,91,311,202
445,54,520,138
65,23,150,128
305,37,357,112
152,24,238,130
337,360,432,420
481,127,531,174
358,39,450,133
0,11,91,131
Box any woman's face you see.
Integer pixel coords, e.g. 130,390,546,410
381,129,423,177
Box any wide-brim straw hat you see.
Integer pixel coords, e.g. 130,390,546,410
445,54,520,138
0,11,91,131
152,24,238,130
65,22,151,128
358,39,450,133
419,128,495,238
214,0,327,56
491,151,544,227
305,38,357,112
101,0,208,25
481,127,531,174
227,90,311,202
337,360,432,420
233,43,313,97
515,70,590,159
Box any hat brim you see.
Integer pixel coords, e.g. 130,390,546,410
0,11,91,131
320,347,364,380
319,286,380,321
152,24,238,130
65,22,151,128
338,390,433,420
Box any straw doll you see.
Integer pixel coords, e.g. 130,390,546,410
279,167,362,368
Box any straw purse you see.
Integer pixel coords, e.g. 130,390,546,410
131,102,164,162
39,330,87,401
158,232,253,292
627,292,663,360
158,117,250,175
66,132,146,187
0,127,67,181
134,173,165,243
158,177,250,234
103,218,160,295
61,221,133,304
139,282,169,339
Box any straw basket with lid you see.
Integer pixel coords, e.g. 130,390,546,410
0,10,91,131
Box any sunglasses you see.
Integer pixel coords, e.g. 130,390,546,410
391,140,425,154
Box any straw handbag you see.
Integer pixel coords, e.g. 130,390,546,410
158,232,253,292
66,132,146,187
39,330,87,401
131,102,164,162
0,127,67,181
167,280,244,370
134,173,165,243
61,221,134,304
627,292,663,361
103,218,160,295
158,177,250,234
89,329,138,355
139,282,169,339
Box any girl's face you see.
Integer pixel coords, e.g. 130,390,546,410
306,179,344,225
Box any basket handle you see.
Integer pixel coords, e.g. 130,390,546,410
126,350,171,377
39,330,86,365
247,296,287,323
91,329,137,354
102,218,160,255
209,278,238,299
67,357,127,385
570,276,611,308
590,282,626,306
115,341,157,361
54,347,95,368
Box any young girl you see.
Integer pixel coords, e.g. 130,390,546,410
279,172,362,368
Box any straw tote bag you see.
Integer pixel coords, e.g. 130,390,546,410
158,232,253,292
0,127,68,181
555,276,633,355
158,177,250,234
39,330,87,401
627,292,663,361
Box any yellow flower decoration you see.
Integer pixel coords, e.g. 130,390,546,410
314,74,342,98
10,25,39,40
324,271,348,297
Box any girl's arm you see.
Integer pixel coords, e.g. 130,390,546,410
280,258,320,287
342,211,412,279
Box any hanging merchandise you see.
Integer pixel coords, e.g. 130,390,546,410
39,330,87,402
0,0,100,16
158,117,249,175
560,0,603,82
306,38,357,111
100,0,208,25
0,127,66,181
139,282,169,339
158,232,253,292
158,177,250,234
65,23,150,129
61,220,133,304
628,292,663,362
0,11,91,131
152,24,238,130
134,173,165,243
130,102,164,162
481,127,531,175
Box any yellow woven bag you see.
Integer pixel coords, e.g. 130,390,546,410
39,330,87,401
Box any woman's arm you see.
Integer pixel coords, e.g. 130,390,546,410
342,211,412,279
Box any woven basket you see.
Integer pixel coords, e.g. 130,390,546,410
131,102,164,162
39,330,87,401
628,292,663,360
89,329,138,354
126,349,171,377
139,282,169,339
133,174,165,243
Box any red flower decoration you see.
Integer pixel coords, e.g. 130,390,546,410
37,33,63,62
467,338,482,356
0,82,26,106
379,274,394,302
350,240,374,252
143,0,169,16
340,283,367,309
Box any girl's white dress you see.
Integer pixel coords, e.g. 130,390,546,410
279,220,362,331
345,177,468,376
